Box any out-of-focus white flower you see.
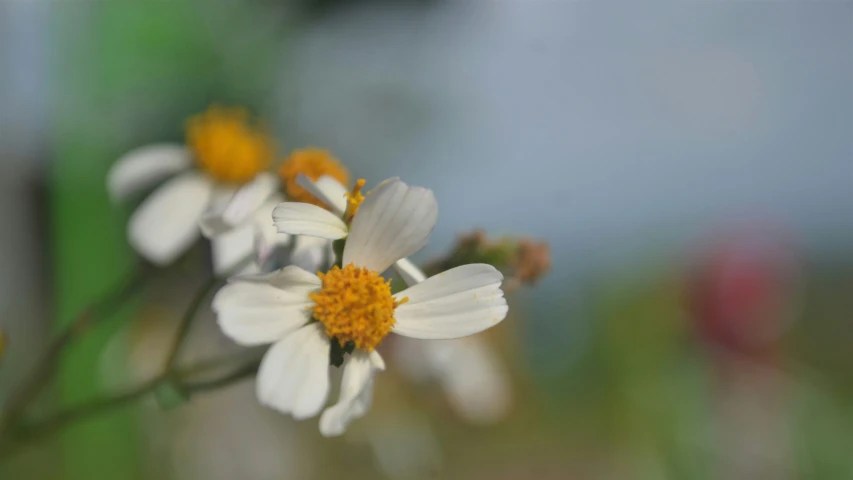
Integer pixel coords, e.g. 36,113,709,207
107,106,275,274
392,262,512,424
198,148,350,274
171,383,307,480
212,178,509,436
365,413,442,479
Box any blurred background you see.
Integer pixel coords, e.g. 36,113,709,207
1,0,852,479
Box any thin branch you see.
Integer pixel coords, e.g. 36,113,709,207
0,262,152,436
0,354,262,458
9,376,163,446
182,358,262,394
161,275,221,371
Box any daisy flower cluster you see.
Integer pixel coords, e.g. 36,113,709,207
106,105,513,436
107,105,347,275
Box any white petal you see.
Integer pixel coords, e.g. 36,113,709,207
393,264,507,339
212,266,320,345
343,179,438,274
369,349,386,371
128,172,213,265
296,174,349,216
393,258,427,286
224,173,279,224
256,323,330,419
199,173,279,238
253,195,284,240
425,338,511,424
272,203,348,240
348,376,375,419
198,188,236,237
231,265,322,290
251,196,289,268
211,224,254,276
319,351,383,437
107,144,192,201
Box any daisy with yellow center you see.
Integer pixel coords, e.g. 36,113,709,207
212,178,508,436
186,105,274,184
106,105,274,272
198,147,352,274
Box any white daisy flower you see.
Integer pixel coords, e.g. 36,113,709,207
198,148,350,273
212,178,508,436
107,105,275,274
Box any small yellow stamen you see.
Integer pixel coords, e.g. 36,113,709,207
344,179,366,223
186,105,274,184
278,148,350,209
310,263,407,351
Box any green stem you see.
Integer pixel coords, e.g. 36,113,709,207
0,256,257,459
0,354,261,459
181,358,262,394
0,262,152,438
8,378,162,447
161,275,220,371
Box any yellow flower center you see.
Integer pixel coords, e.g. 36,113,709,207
310,264,407,352
185,105,274,184
344,179,366,223
278,148,350,209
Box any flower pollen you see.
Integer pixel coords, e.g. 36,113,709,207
186,105,274,184
310,263,407,352
278,148,349,208
344,179,366,223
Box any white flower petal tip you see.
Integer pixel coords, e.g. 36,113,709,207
369,350,386,371
251,196,288,267
319,405,350,437
107,144,192,201
213,266,321,345
319,351,382,437
127,172,213,266
343,178,438,274
393,264,508,340
272,202,348,239
296,174,349,215
256,323,331,420
223,173,279,225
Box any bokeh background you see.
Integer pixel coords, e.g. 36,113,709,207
1,0,852,479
